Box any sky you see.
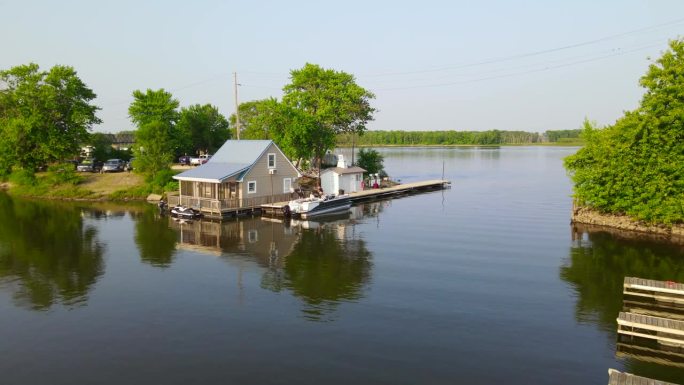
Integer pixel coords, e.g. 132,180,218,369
2,0,683,133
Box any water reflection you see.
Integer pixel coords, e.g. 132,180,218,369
0,193,105,310
170,206,377,321
561,224,684,382
133,210,178,267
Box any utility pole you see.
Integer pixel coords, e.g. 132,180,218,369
233,72,240,140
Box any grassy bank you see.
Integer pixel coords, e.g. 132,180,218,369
4,167,153,201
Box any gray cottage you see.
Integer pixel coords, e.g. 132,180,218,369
169,140,300,217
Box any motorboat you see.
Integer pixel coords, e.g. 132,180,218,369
283,194,351,219
170,205,203,219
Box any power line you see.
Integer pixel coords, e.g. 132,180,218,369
373,43,661,91
361,17,684,78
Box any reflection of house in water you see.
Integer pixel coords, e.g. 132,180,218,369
168,212,374,322
170,217,300,266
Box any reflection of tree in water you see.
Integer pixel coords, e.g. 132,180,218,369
0,193,105,310
133,210,177,267
560,229,684,382
268,224,372,322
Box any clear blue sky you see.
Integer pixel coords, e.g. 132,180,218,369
2,0,683,133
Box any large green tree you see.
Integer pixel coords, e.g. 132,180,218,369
229,98,278,140
128,89,179,177
565,39,684,224
177,103,230,156
282,63,375,173
0,63,100,174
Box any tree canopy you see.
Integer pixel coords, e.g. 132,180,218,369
564,39,684,225
177,103,230,156
0,63,100,174
128,89,180,178
282,63,375,171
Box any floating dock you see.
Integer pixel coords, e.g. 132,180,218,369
617,312,684,346
624,277,684,305
261,179,450,215
608,369,678,385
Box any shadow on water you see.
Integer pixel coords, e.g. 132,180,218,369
0,193,105,311
169,205,379,322
560,224,684,383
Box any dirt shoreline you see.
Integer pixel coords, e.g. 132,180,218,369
571,205,684,244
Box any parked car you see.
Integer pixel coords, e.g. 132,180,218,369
77,158,101,172
178,155,191,165
190,154,211,166
102,159,125,172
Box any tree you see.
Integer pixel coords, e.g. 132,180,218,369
0,63,101,174
282,63,375,175
356,148,385,176
128,89,179,178
177,104,230,156
565,39,684,224
229,99,277,140
87,132,114,161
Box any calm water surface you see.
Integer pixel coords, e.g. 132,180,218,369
1,147,683,385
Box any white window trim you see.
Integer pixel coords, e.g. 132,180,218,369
247,181,257,194
283,178,292,194
267,153,276,169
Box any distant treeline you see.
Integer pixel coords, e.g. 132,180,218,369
337,129,582,146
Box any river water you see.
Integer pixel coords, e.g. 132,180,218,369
0,146,683,385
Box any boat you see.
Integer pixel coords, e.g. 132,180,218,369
170,205,203,219
283,195,351,219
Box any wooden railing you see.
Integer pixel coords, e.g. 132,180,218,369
167,192,292,214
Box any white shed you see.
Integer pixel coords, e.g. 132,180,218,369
320,155,366,195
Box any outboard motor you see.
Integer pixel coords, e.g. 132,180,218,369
158,200,167,212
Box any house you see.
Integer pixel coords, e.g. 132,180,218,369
170,140,300,217
320,155,365,195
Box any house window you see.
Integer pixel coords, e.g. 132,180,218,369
267,153,276,169
283,178,292,194
247,181,257,194
248,229,258,243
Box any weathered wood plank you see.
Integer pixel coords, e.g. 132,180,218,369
608,369,679,385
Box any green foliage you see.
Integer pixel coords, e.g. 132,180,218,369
230,98,279,140
128,88,179,128
177,103,230,156
545,129,582,142
0,63,101,173
128,89,180,179
45,163,82,186
282,63,375,170
565,39,684,225
9,169,37,186
337,130,542,146
356,148,385,176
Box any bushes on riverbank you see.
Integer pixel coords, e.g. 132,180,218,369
564,39,684,225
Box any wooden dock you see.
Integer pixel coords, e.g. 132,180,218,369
608,369,678,385
617,312,684,346
261,179,450,215
616,341,684,368
624,277,684,305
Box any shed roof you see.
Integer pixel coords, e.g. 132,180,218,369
321,166,366,175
